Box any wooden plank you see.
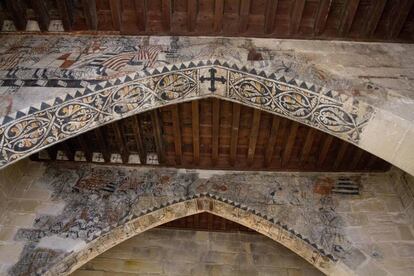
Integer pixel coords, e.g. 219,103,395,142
282,121,299,166
264,0,278,34
151,109,165,164
314,0,332,35
110,0,122,31
229,103,241,166
134,0,147,31
333,142,349,170
247,109,261,165
5,0,27,30
187,0,197,32
389,0,414,38
94,128,110,162
76,135,92,162
192,101,200,165
265,116,280,166
161,0,171,32
318,135,333,166
47,147,58,160
364,0,386,36
300,128,316,163
212,98,220,165
82,0,98,30
131,116,147,164
214,0,224,32
62,141,75,161
350,147,364,170
290,0,305,34
171,105,182,165
112,122,129,163
30,0,50,31
56,0,74,31
339,0,360,35
239,0,251,33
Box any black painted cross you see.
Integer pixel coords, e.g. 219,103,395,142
199,68,226,92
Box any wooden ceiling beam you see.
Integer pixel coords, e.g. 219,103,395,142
265,116,280,167
239,0,251,33
5,0,27,30
350,148,364,170
110,0,122,31
212,98,220,165
290,0,305,34
229,103,241,166
94,128,110,162
364,0,386,36
339,0,360,35
264,0,278,34
214,0,224,32
56,0,74,31
134,0,147,32
314,0,332,35
30,0,49,31
171,105,182,165
161,0,171,32
192,101,200,165
76,135,92,162
282,121,299,166
300,128,316,164
151,109,165,164
247,109,261,165
333,142,349,170
187,0,197,32
389,0,414,38
82,0,98,30
47,147,58,161
61,140,75,161
318,135,333,167
131,116,147,165
112,122,129,163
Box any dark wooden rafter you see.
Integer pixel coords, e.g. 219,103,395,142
171,105,182,165
192,101,200,165
290,0,306,34
264,0,278,34
388,0,414,38
76,135,92,162
364,0,387,36
30,0,49,31
282,121,299,166
265,116,280,167
339,0,360,35
94,128,110,162
314,0,332,35
82,0,98,30
229,103,241,166
131,115,147,164
333,142,349,170
161,0,171,32
300,127,316,164
318,135,333,167
56,0,74,31
47,147,58,160
134,0,147,32
112,122,129,163
151,109,165,164
247,109,261,165
109,0,122,31
61,140,75,161
350,148,364,170
211,98,220,165
5,0,27,30
239,0,251,33
214,0,224,32
187,0,197,32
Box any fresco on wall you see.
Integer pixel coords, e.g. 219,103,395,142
10,163,361,275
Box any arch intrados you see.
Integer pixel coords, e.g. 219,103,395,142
43,195,352,276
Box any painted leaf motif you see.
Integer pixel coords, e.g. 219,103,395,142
6,117,50,152
315,105,356,133
235,79,272,105
111,84,147,114
156,73,196,101
56,103,97,134
276,90,316,118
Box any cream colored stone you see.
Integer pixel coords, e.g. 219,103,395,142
393,125,414,176
0,212,36,227
0,226,18,242
0,242,24,265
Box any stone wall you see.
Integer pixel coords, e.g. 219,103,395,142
73,228,323,276
0,161,413,275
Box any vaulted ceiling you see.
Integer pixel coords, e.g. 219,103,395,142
0,0,413,42
31,98,390,172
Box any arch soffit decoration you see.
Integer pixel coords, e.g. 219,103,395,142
0,59,377,169
44,194,353,276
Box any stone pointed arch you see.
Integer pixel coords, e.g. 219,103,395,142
1,60,386,171
43,194,353,276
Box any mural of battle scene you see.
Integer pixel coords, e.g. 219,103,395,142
10,163,364,275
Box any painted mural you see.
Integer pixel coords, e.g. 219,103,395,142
10,163,362,275
0,35,374,169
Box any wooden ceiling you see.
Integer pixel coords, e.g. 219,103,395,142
31,98,391,172
0,0,413,42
